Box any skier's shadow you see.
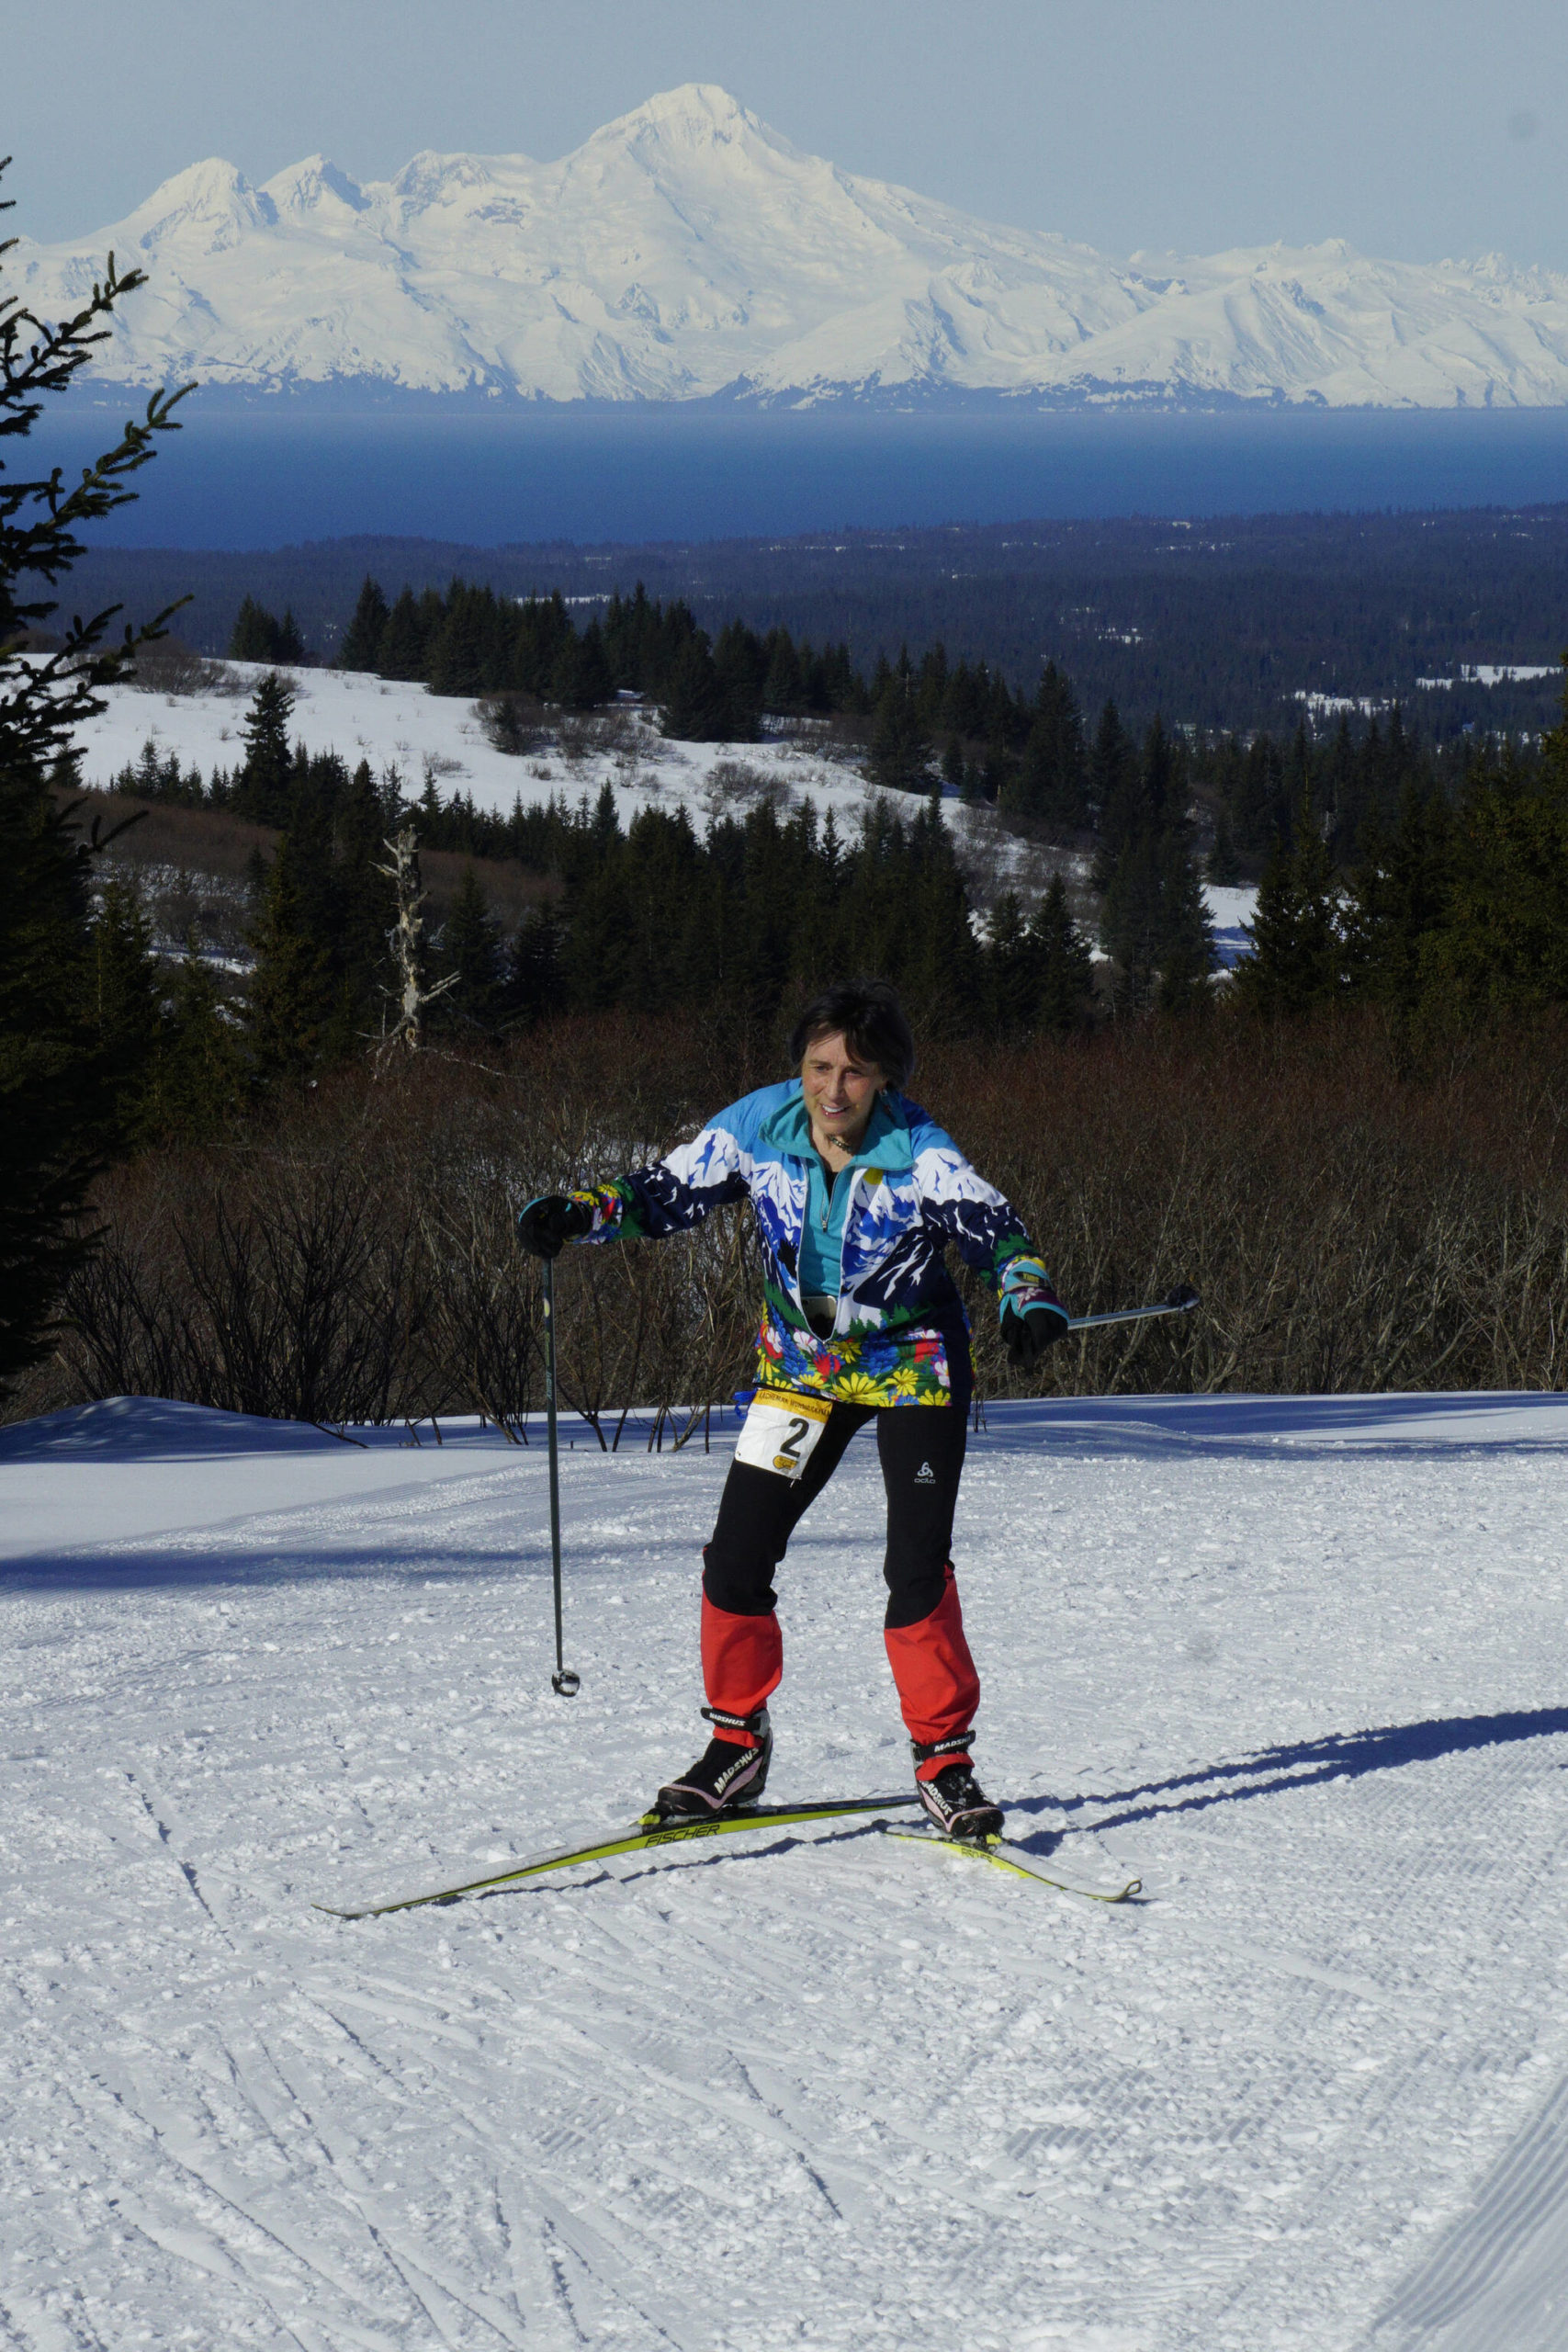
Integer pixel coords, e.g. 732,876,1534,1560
1009,1706,1568,1842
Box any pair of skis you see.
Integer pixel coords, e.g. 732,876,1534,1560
344,1250,1171,1929
315,1794,1141,1920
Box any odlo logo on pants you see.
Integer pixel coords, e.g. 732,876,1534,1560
914,1462,936,1484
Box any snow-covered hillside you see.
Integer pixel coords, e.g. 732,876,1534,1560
72,662,1253,953
16,85,1568,410
74,662,873,831
6,1387,1568,2347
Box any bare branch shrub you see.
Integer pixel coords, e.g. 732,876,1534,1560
476,692,548,756
555,712,636,763
27,1011,1568,1431
126,639,230,695
922,1016,1568,1400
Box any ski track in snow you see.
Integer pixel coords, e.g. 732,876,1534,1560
4,1390,1568,2348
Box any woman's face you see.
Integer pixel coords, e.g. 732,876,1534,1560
800,1030,883,1149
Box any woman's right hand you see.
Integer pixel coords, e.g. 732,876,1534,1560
516,1194,593,1260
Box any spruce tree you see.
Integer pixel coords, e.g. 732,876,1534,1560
552,619,614,711
1089,700,1141,888
428,583,489,697
332,758,394,1015
233,673,297,825
244,835,333,1085
987,890,1040,1038
1034,872,1096,1035
85,874,164,1141
440,865,503,1028
1341,784,1451,1011
1404,733,1565,1018
152,938,245,1140
378,587,429,682
338,575,390,672
1100,831,1165,1014
761,630,803,717
1155,828,1219,1014
229,595,289,662
659,635,727,741
0,164,189,1386
1207,801,1243,886
1234,731,1285,858
712,618,765,741
1005,662,1089,830
979,741,1011,805
508,901,568,1023
1233,786,1342,1017
866,662,933,794
1325,714,1358,861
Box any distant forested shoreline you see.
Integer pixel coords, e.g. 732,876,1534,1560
61,505,1568,741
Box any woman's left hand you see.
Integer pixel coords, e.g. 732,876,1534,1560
1001,1300,1071,1371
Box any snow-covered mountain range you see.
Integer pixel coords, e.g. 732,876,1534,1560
16,84,1568,409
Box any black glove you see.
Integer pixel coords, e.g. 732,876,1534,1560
1001,1298,1071,1371
516,1193,592,1260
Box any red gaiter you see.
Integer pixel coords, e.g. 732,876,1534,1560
883,1566,980,1778
701,1595,783,1745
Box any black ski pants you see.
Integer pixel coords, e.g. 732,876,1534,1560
703,1393,968,1632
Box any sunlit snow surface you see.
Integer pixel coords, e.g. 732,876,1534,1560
72,663,876,829
5,1389,1568,2348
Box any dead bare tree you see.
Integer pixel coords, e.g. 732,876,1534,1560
375,826,457,1063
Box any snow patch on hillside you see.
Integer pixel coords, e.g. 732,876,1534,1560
78,662,1233,938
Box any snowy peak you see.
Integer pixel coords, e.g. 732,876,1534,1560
389,150,503,208
598,82,775,152
16,88,1568,408
264,156,369,220
121,158,277,252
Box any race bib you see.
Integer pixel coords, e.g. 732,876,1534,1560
735,1386,833,1481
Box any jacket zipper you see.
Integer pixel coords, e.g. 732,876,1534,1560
832,1169,861,1331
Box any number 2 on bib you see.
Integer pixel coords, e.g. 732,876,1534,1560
735,1386,833,1481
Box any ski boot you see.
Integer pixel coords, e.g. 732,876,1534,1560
651,1707,773,1820
913,1734,1003,1841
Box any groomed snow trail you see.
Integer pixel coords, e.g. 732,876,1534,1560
4,1393,1568,2350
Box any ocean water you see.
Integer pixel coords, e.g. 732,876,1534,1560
34,398,1568,547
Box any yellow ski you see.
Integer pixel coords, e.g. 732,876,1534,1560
886,1826,1141,1902
316,1794,920,1919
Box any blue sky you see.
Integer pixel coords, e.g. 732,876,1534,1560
8,0,1568,267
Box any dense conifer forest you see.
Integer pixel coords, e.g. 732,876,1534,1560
81,562,1568,1162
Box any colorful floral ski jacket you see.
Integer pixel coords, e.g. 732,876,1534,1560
568,1079,1064,1407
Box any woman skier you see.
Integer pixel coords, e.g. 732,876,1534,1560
516,978,1069,1840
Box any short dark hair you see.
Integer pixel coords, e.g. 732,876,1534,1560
789,978,916,1090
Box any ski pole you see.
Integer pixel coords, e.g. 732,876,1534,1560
1066,1282,1200,1333
539,1254,581,1698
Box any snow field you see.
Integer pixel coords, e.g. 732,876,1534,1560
73,662,883,837
4,1392,1568,2347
